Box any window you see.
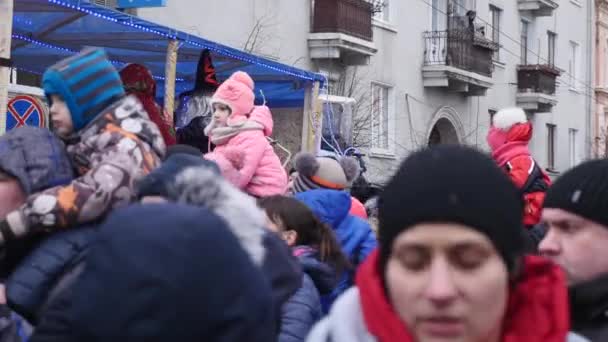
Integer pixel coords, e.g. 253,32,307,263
373,0,390,22
547,31,556,66
520,20,529,65
547,124,556,170
490,6,501,61
604,40,608,87
569,41,580,90
450,0,475,16
371,83,392,152
569,129,578,167
431,0,447,31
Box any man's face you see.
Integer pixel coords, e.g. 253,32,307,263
539,208,608,285
49,95,74,138
0,178,26,219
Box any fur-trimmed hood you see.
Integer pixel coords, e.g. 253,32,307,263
165,165,267,266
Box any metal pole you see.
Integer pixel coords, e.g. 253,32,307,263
0,0,14,135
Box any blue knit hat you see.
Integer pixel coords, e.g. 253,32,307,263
42,48,125,131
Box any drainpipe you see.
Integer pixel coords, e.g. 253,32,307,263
586,0,594,159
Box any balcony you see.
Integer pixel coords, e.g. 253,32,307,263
516,64,561,112
422,29,498,96
518,0,558,17
308,0,377,65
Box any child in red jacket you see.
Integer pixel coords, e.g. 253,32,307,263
487,108,551,229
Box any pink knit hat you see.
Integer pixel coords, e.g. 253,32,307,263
211,71,255,126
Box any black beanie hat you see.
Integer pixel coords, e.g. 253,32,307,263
379,145,525,273
543,159,608,227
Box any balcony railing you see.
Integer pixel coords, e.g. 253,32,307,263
517,64,561,95
311,0,373,41
423,29,498,77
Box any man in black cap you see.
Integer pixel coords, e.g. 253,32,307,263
539,159,608,341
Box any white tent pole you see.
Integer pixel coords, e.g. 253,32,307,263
0,0,14,135
163,39,179,126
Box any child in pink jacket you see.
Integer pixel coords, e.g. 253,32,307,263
204,71,288,197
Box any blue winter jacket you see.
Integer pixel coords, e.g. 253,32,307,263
279,247,337,342
294,189,377,311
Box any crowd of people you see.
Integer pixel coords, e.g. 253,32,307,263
0,47,606,342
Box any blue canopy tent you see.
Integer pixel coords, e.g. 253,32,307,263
10,0,324,108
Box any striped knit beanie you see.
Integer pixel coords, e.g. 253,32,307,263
43,48,125,131
543,159,608,227
291,152,360,193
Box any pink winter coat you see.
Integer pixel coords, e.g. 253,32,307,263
205,106,288,197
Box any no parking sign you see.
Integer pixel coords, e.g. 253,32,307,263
6,95,46,131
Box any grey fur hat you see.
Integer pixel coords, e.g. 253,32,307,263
291,152,360,193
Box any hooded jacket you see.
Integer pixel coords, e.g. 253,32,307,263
295,189,377,310
487,108,550,227
30,203,275,342
203,71,287,197
280,246,338,342
0,95,165,244
307,250,589,342
0,127,74,197
120,63,176,147
205,105,288,197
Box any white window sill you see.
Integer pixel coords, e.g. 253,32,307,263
372,18,398,33
569,87,582,94
370,150,397,159
570,0,582,7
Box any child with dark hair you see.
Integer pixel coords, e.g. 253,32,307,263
258,195,349,342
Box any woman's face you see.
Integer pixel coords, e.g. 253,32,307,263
385,223,509,342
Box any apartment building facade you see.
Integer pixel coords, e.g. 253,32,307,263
133,0,594,183
595,0,608,156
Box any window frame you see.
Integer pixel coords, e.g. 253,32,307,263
569,41,580,90
547,31,556,67
547,123,556,171
370,82,395,155
520,20,529,65
569,128,578,167
489,5,501,62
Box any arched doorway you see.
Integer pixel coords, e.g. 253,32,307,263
428,117,460,146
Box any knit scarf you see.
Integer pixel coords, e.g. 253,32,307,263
206,120,263,146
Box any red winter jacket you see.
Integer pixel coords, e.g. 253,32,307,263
356,250,571,342
487,123,551,227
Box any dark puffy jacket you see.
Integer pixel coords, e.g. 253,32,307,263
569,273,608,341
294,190,377,311
6,228,94,324
279,247,337,342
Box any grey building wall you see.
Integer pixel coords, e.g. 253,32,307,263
137,0,594,184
